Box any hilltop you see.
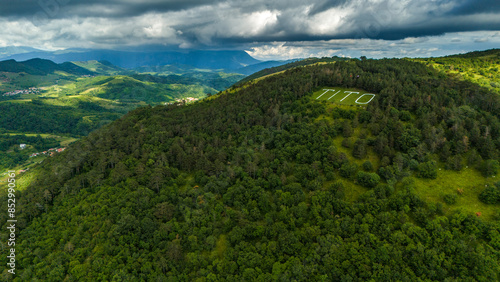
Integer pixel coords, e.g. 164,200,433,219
412,48,500,94
1,55,499,281
236,56,350,85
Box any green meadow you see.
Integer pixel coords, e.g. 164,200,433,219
412,168,498,220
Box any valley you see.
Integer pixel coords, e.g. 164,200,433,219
0,57,254,174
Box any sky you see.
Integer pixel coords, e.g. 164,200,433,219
0,0,499,60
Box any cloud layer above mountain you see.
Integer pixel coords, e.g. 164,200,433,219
0,0,499,59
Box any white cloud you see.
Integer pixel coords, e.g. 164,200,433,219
246,31,500,60
246,43,308,60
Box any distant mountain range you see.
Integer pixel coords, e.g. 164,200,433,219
0,47,293,74
235,59,299,75
0,58,94,76
0,46,41,57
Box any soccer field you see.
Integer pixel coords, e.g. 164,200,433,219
312,87,376,105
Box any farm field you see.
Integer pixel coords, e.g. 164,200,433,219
312,87,376,105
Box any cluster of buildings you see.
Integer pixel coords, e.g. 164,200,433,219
29,147,66,158
165,97,200,105
3,87,40,96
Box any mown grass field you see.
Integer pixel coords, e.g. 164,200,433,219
312,87,376,105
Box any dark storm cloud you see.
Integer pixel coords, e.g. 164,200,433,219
357,16,500,40
306,0,349,16
66,0,224,18
0,0,221,18
0,0,499,51
448,0,500,15
172,0,500,45
0,0,42,17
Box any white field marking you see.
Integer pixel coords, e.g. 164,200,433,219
355,93,376,104
327,90,341,100
316,89,331,99
340,91,359,102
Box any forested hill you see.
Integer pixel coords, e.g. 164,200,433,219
0,58,94,76
2,58,500,280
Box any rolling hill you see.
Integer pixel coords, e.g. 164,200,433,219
0,58,93,76
1,54,499,281
0,58,245,173
72,60,133,76
0,58,225,136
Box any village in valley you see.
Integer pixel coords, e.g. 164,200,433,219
28,146,66,158
2,87,40,96
6,145,67,175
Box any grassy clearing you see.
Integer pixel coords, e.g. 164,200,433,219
312,87,376,106
412,53,500,94
412,168,498,220
0,165,39,191
325,179,368,202
332,136,380,168
0,99,31,104
253,70,288,84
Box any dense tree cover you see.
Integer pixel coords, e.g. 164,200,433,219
0,134,59,152
1,58,499,280
480,182,500,204
356,171,380,188
0,151,28,170
0,102,121,136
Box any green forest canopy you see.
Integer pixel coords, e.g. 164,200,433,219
1,57,499,281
